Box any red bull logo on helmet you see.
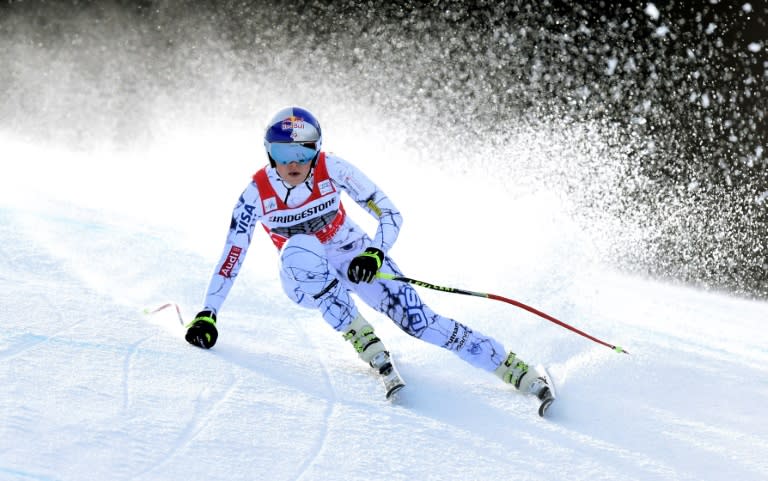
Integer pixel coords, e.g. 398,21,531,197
265,107,321,144
281,116,305,131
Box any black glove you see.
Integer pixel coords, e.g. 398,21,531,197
185,310,218,349
347,247,384,283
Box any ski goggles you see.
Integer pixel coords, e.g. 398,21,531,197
268,142,318,165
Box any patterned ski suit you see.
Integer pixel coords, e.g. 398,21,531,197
202,153,508,372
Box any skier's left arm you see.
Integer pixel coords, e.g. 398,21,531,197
327,155,403,283
328,154,403,252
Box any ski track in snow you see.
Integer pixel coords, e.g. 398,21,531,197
2,166,768,481
129,376,241,480
122,335,153,411
288,328,338,481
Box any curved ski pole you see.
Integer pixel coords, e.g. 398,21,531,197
376,272,628,355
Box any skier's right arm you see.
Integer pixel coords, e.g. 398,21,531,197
203,184,262,314
186,184,262,349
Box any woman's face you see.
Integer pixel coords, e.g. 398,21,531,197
275,160,312,186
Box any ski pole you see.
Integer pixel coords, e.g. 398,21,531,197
376,272,628,355
143,302,185,326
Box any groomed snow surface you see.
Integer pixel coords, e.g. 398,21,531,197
1,136,766,481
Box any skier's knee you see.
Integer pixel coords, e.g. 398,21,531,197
280,234,326,279
280,234,333,287
279,234,346,307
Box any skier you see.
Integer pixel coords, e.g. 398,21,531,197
185,106,553,410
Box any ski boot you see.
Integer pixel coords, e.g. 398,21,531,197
343,315,405,399
495,352,556,417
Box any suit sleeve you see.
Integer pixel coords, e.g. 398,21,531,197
202,183,263,315
326,154,403,253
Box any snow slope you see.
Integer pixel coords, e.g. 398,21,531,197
1,135,767,481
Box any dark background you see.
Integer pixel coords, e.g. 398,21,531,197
1,0,766,298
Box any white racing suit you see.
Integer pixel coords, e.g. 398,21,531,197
202,152,509,373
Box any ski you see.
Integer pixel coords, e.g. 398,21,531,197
381,362,406,400
533,365,556,417
370,351,405,400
